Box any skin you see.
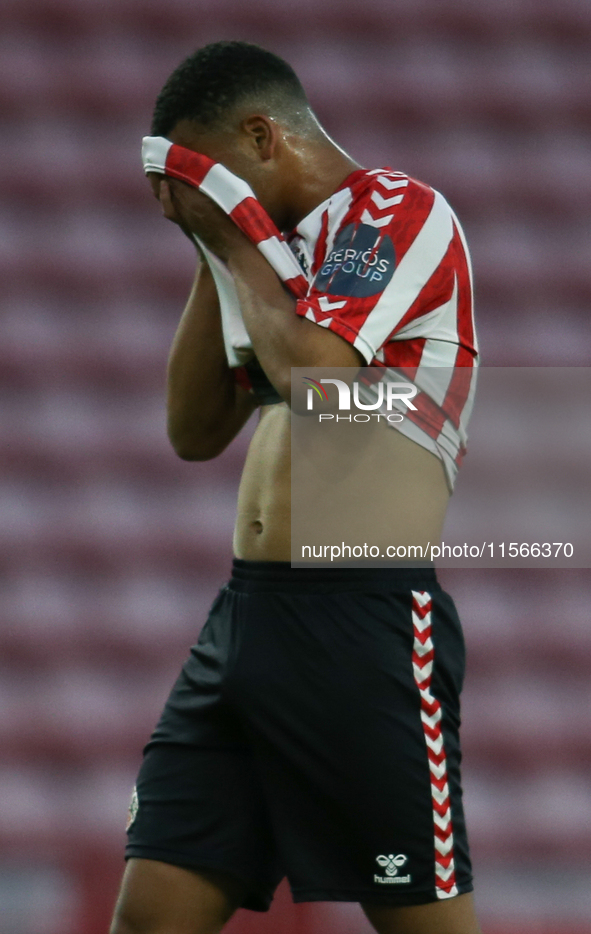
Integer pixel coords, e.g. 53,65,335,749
110,101,480,934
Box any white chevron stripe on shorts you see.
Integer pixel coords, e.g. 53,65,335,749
411,590,459,900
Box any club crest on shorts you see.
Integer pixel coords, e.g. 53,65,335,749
126,786,139,831
374,853,411,884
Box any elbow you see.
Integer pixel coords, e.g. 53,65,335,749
171,443,216,462
167,424,226,462
272,372,292,407
169,438,225,462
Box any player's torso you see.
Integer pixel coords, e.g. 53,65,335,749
233,167,476,562
232,402,450,562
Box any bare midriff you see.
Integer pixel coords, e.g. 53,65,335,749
233,403,451,562
233,403,292,561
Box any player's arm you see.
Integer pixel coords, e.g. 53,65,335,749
158,178,363,405
166,258,258,461
150,175,257,460
226,244,363,402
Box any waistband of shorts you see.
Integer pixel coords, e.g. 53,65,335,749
228,558,440,593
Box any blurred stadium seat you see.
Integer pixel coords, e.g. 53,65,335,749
0,2,590,932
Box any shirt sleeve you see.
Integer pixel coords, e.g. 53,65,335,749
295,174,456,364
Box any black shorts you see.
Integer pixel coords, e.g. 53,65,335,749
125,559,473,911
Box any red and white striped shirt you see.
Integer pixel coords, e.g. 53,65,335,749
141,137,478,489
289,167,479,489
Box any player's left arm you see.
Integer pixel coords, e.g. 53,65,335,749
159,177,364,404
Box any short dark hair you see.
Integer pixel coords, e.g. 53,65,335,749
151,41,309,137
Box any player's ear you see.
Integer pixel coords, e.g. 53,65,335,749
241,115,278,162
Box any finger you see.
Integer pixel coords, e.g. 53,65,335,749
147,172,162,200
160,180,190,231
159,179,179,221
160,179,196,241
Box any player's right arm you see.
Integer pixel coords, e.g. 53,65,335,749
166,259,258,461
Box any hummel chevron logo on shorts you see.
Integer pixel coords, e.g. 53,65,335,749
374,853,411,884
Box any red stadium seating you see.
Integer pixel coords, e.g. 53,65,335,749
1,2,590,932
